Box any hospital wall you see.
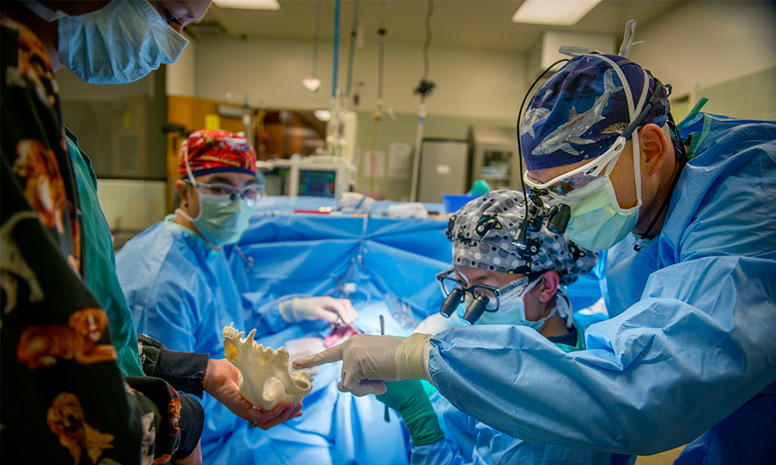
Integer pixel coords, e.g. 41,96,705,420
56,1,775,232
630,0,776,101
175,0,775,200
179,0,776,124
190,39,526,120
630,0,776,121
184,39,522,201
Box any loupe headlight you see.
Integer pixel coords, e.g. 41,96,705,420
461,294,489,325
439,288,464,318
513,188,571,248
546,203,570,234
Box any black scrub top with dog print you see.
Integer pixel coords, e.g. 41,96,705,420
1,15,187,465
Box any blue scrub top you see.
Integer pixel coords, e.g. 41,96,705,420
117,218,410,465
427,114,776,462
412,317,629,465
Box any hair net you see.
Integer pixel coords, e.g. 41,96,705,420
178,129,260,179
445,190,596,285
520,53,671,171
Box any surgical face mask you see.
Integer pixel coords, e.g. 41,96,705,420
474,278,555,330
179,191,252,247
26,0,189,84
560,132,642,251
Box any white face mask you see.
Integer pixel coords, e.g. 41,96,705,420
25,0,189,84
475,277,557,330
458,277,553,330
562,135,642,251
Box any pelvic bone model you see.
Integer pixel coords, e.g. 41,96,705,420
223,322,313,410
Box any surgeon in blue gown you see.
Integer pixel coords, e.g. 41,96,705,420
377,190,630,464
295,53,776,464
117,129,407,465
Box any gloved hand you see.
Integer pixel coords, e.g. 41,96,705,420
292,333,433,396
279,297,358,326
284,336,327,376
375,380,444,446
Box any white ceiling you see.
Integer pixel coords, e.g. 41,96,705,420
191,0,684,53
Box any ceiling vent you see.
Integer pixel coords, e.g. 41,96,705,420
528,30,616,79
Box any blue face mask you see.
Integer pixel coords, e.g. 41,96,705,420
178,188,252,248
562,133,643,252
456,277,548,329
472,278,555,330
184,192,252,247
26,0,189,84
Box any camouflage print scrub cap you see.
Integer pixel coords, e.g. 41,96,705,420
445,190,596,285
520,53,671,170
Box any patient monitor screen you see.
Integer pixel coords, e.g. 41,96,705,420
299,169,337,197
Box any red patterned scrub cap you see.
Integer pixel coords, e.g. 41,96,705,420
178,129,258,179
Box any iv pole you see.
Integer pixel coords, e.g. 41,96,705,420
409,0,435,202
225,92,253,146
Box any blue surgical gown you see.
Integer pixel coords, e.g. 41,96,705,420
116,218,408,465
427,113,776,462
414,318,629,465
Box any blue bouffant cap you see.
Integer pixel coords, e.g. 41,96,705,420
520,53,671,170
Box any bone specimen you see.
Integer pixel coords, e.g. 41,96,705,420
223,322,313,410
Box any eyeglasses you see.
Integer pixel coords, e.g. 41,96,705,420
186,180,265,207
435,267,530,312
523,137,625,200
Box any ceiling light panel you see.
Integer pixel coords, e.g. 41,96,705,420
512,0,601,26
213,0,280,10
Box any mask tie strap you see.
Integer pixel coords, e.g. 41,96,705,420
177,143,204,222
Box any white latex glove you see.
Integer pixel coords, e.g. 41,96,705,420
292,333,432,396
279,297,358,326
284,336,326,376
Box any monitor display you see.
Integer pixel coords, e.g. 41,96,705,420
299,169,337,197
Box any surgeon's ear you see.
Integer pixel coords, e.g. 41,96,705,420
535,271,559,304
176,180,192,209
638,123,670,176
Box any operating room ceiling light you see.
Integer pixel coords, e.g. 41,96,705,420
511,0,601,26
303,0,323,93
303,77,321,92
213,0,280,10
313,110,331,121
